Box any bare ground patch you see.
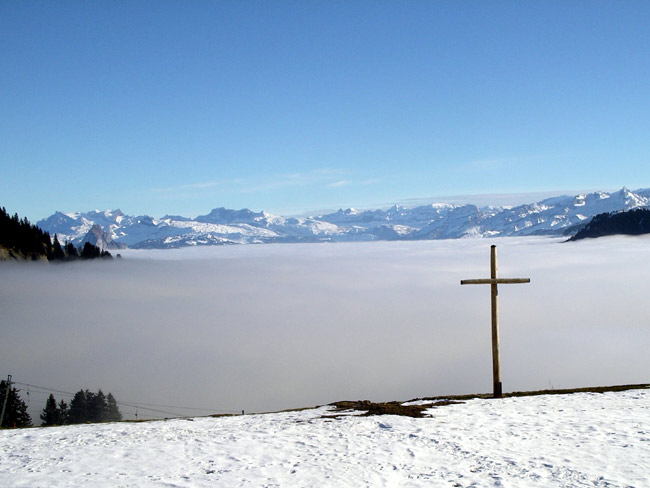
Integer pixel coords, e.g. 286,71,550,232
322,383,649,419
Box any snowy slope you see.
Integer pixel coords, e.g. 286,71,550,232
1,389,648,487
36,187,650,249
482,188,649,236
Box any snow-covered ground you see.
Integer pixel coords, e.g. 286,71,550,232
1,388,648,487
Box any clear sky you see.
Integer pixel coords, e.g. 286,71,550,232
1,1,649,221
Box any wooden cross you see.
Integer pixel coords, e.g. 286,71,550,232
461,245,530,398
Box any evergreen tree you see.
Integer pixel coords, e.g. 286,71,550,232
64,241,79,260
67,390,88,424
40,394,61,426
58,399,69,425
0,380,32,428
51,235,65,261
106,393,122,422
80,242,101,259
87,389,107,423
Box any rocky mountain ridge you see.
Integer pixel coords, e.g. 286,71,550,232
37,187,650,249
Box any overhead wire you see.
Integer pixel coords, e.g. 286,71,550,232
11,380,241,418
118,400,237,413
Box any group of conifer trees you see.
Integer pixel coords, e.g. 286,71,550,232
40,389,122,426
0,207,53,260
0,206,111,261
0,380,122,428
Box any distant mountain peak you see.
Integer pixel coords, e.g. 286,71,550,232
196,207,266,224
81,224,126,250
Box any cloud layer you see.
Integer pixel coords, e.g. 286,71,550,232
2,236,649,420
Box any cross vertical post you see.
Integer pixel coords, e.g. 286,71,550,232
490,245,501,397
461,245,530,398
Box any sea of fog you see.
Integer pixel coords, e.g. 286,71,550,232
2,236,649,421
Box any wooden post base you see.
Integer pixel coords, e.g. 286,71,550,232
494,381,503,398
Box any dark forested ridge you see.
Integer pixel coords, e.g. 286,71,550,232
568,208,650,241
0,207,53,260
0,207,111,261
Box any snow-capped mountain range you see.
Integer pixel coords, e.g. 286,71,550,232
37,187,650,249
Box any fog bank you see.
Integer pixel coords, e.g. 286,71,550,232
2,236,649,420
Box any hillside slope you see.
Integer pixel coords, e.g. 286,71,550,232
1,388,648,487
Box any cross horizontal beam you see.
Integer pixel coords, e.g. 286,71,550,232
460,278,530,285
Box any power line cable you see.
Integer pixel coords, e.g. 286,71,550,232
12,380,240,417
118,400,237,413
13,382,76,397
115,401,189,418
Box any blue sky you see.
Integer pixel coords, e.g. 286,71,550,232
1,1,649,220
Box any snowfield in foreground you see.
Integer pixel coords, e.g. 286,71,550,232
1,389,649,487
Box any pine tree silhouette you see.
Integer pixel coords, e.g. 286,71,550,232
68,390,88,424
0,380,32,428
106,393,122,422
40,394,62,426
